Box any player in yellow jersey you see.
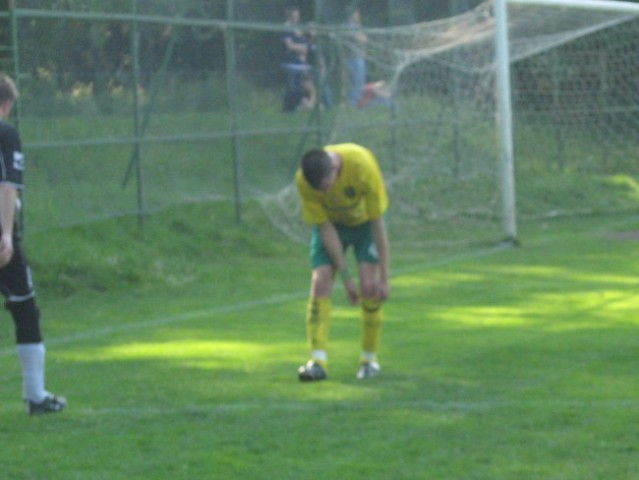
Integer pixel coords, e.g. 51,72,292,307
295,143,390,381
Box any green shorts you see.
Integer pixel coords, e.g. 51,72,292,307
310,222,379,269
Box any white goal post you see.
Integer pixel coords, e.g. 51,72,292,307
495,0,639,243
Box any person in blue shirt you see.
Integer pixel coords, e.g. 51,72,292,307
343,7,368,106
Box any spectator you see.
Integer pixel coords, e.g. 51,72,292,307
281,6,314,112
357,81,393,109
306,26,333,109
343,7,368,106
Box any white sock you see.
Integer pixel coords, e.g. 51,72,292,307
17,343,46,403
311,349,327,363
362,351,378,363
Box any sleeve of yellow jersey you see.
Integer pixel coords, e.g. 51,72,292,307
295,169,328,225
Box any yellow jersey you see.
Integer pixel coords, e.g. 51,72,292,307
296,143,388,226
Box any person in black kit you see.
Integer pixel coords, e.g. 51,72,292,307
0,73,66,415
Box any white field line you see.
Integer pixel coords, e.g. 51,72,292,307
64,398,639,417
0,244,510,358
1,213,635,358
0,291,306,357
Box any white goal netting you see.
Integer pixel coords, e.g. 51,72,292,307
261,1,639,247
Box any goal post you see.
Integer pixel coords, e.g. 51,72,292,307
494,0,518,243
493,0,639,243
494,0,639,244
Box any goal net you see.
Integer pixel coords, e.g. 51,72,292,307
6,1,639,246
262,0,639,248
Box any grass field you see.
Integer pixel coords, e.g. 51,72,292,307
0,203,638,479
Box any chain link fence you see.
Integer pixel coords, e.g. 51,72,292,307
1,1,637,247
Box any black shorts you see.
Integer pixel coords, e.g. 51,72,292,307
0,240,35,304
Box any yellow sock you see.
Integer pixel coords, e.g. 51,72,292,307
361,297,382,355
306,297,331,361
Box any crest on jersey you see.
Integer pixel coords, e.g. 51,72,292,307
343,186,356,199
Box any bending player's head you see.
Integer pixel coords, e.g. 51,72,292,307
301,148,336,191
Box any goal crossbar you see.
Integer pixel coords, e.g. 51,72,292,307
508,0,639,14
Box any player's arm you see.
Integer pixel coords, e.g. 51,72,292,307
0,183,16,267
318,221,358,304
370,217,390,300
284,36,308,56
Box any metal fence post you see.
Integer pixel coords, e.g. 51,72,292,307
131,0,146,226
225,0,242,224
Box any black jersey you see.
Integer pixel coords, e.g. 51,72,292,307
0,120,23,189
282,27,308,67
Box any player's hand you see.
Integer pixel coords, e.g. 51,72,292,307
376,278,390,301
344,279,359,305
0,232,13,268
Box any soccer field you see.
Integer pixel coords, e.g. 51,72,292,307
0,213,638,479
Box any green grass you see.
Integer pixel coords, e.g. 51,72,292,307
0,202,638,479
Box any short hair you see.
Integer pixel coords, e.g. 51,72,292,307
0,74,18,104
301,148,332,189
345,5,359,20
285,6,300,18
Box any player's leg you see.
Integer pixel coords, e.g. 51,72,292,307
357,262,382,378
298,265,333,381
298,226,336,381
0,242,65,413
353,223,383,379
